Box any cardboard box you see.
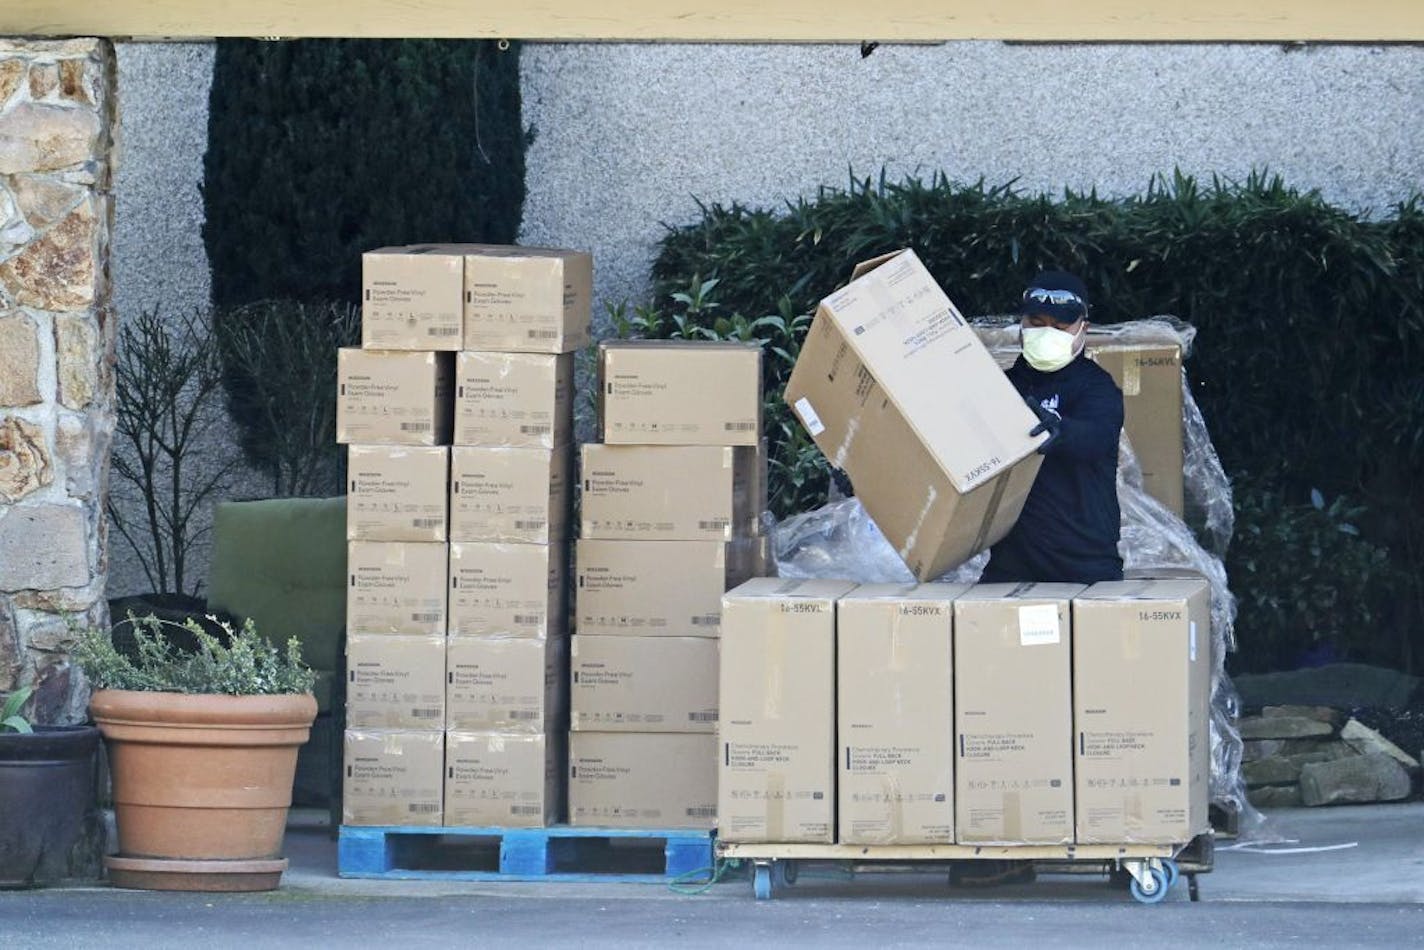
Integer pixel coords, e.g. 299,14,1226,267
837,583,969,845
342,729,444,827
453,351,574,448
448,542,566,638
1072,578,1212,844
443,731,562,828
569,635,718,733
1088,344,1185,516
717,578,857,843
574,539,761,637
361,247,465,350
346,445,449,543
580,444,758,541
345,634,447,730
783,251,1043,580
449,446,572,544
598,341,762,446
455,244,592,353
347,541,448,636
445,635,567,733
953,583,1083,844
569,733,717,829
336,348,454,446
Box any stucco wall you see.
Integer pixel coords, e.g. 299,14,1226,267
519,42,1424,319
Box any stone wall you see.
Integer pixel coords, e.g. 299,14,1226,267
0,39,115,724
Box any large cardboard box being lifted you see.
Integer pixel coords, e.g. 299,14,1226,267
784,251,1043,579
718,578,857,844
569,733,718,830
598,341,762,446
838,583,968,846
953,583,1083,845
1072,577,1212,844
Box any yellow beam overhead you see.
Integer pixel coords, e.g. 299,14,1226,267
3,1,1423,42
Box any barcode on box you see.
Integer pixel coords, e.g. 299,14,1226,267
411,518,442,528
690,615,719,626
513,614,544,626
685,807,716,818
698,519,729,531
688,712,717,722
519,425,551,434
724,422,757,431
410,707,441,720
400,421,432,432
408,803,440,814
411,611,442,623
527,329,558,339
514,520,546,530
428,327,460,336
509,710,539,721
510,805,541,816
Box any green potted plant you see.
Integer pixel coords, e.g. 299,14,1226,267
0,684,103,888
75,614,317,892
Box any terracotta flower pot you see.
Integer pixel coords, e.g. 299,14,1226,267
89,689,316,892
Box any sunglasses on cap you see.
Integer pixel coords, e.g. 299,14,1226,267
1022,287,1087,310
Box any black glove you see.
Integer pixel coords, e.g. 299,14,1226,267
1025,397,1061,455
829,466,855,498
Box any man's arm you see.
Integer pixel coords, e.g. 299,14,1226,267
1046,374,1123,460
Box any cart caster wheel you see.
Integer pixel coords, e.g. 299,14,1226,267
775,860,798,887
1187,873,1200,902
753,863,773,900
1162,859,1180,890
1130,867,1170,904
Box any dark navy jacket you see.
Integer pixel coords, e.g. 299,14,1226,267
981,354,1125,585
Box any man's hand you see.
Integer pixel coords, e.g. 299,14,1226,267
1025,397,1061,454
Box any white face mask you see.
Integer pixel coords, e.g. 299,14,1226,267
1021,324,1084,372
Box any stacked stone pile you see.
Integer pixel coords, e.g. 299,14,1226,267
1242,705,1419,807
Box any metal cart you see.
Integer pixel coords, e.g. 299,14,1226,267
719,832,1214,903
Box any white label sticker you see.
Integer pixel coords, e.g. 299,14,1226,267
1018,604,1060,647
1189,620,1198,662
793,397,825,436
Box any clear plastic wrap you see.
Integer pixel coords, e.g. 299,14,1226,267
769,316,1268,838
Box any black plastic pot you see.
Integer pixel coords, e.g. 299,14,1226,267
0,724,102,887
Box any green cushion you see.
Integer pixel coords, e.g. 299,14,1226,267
206,497,347,682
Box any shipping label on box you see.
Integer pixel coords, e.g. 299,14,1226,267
598,341,762,446
569,733,717,830
453,351,574,448
342,729,444,827
336,348,454,446
451,244,591,353
449,445,571,544
784,251,1042,579
448,542,566,638
838,583,968,846
443,731,562,828
569,635,718,733
445,635,567,733
346,634,447,730
580,444,758,541
575,538,761,637
346,445,449,543
952,583,1083,844
347,541,448,636
1072,578,1212,844
717,578,858,843
361,247,465,350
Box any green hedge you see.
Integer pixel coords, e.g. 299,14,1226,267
640,171,1424,674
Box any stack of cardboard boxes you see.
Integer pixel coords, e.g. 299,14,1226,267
339,244,592,828
568,341,766,829
718,577,1212,847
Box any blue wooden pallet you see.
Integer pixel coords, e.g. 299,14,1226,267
338,824,715,883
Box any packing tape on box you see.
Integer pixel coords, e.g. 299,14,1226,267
1002,791,1022,842
969,472,1012,559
